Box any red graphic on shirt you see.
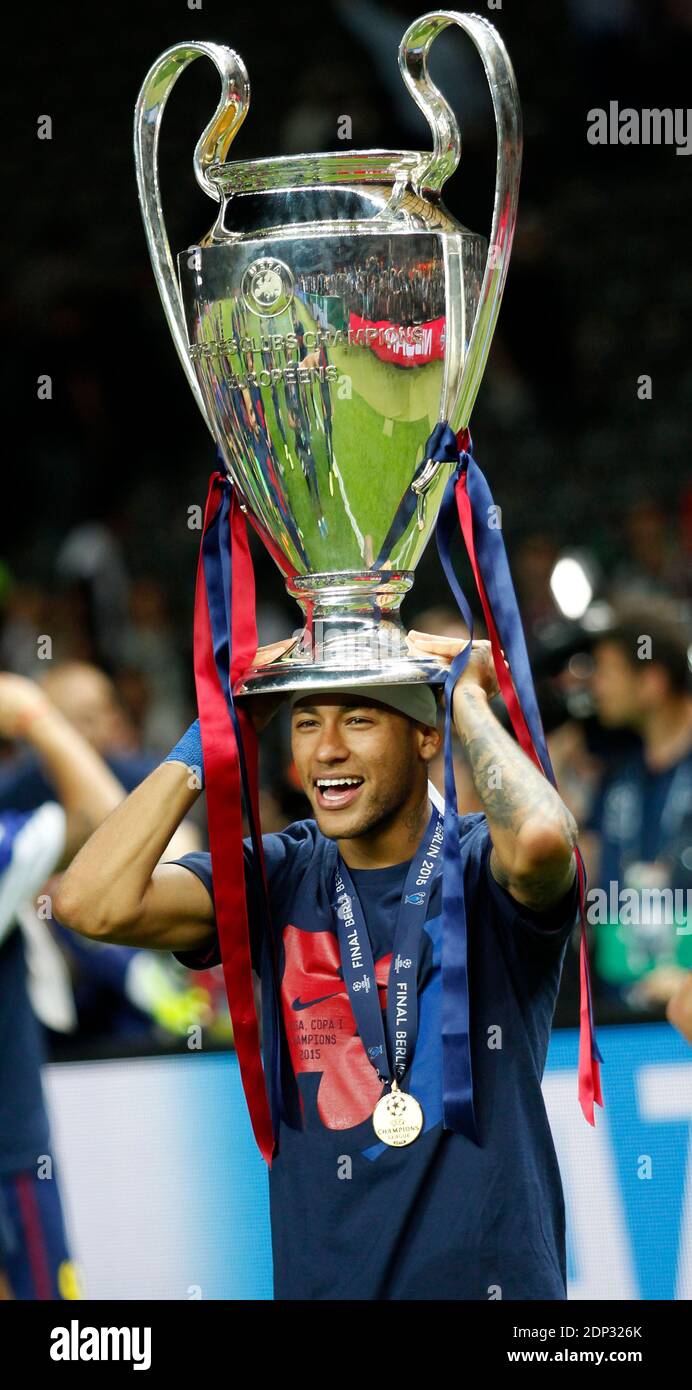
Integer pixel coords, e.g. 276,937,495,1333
282,924,391,1130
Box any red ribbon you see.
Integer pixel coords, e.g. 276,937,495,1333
576,853,603,1121
193,474,275,1164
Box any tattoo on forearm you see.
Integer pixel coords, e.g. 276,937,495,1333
455,689,576,847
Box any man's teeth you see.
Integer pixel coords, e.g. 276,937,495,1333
316,778,363,788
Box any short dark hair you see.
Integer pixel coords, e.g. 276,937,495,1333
595,601,691,694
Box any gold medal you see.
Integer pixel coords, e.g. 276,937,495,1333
372,1079,424,1147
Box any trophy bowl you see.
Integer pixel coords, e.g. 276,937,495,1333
134,11,522,695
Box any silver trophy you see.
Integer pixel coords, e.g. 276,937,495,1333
134,11,522,696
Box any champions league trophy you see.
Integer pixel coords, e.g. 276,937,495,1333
134,10,522,697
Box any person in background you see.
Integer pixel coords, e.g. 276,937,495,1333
119,579,189,752
0,671,123,1298
584,602,692,1009
54,522,130,673
513,532,562,634
0,662,202,1048
610,497,689,605
0,661,155,810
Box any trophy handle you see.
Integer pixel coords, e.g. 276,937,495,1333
134,42,250,432
399,11,522,431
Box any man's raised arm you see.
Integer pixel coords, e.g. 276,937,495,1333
54,757,214,953
408,633,578,912
55,636,297,953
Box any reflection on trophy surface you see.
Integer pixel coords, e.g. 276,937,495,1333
134,11,522,695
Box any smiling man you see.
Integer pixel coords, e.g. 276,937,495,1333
56,633,579,1301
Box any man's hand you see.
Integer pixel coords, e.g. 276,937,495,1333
54,635,298,952
0,671,123,865
408,631,577,913
407,632,500,703
0,672,51,740
243,636,300,733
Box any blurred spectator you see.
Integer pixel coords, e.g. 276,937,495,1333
548,716,604,829
119,579,189,753
0,662,208,1049
0,669,123,1298
513,533,562,635
609,497,690,604
0,586,45,681
55,523,130,671
0,662,153,810
584,601,692,1009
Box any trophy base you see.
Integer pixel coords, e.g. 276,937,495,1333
233,570,452,698
234,654,448,699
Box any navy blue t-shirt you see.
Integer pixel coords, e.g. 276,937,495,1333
176,812,577,1301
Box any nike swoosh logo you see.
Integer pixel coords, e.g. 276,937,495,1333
291,991,342,1011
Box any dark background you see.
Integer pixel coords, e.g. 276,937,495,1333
3,0,691,643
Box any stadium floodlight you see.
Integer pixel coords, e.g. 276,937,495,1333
550,553,595,620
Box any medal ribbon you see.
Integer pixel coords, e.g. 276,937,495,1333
429,422,603,1132
194,468,284,1165
331,809,444,1088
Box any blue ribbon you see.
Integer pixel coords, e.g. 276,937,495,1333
462,451,602,1068
429,423,480,1141
431,423,602,1131
465,458,555,783
374,421,461,569
332,809,444,1091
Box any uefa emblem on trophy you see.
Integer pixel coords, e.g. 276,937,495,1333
134,10,522,696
